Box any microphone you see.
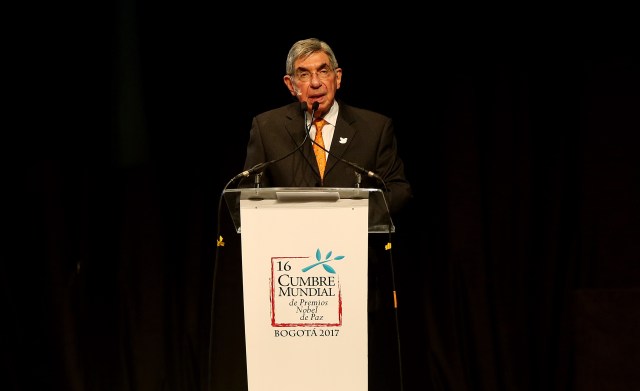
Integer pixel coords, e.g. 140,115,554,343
228,101,312,185
307,114,384,184
309,101,319,124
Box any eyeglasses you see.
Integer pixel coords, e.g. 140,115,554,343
293,68,334,83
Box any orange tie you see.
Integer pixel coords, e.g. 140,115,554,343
313,118,327,179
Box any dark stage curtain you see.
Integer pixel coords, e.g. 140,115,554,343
4,5,638,391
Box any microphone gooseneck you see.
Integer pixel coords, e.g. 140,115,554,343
309,101,319,128
307,116,384,184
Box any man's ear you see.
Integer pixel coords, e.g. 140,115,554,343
283,76,297,96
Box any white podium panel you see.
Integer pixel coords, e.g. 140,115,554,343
240,196,369,391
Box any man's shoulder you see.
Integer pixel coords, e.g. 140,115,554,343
338,101,391,124
257,102,301,119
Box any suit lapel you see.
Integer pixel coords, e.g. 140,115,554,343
325,115,357,175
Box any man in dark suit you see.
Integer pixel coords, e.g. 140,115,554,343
238,37,413,391
239,38,411,216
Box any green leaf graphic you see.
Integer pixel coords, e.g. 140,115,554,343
302,248,346,273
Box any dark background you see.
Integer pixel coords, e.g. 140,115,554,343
4,4,639,391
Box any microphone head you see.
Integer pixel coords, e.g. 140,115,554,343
312,101,319,111
300,101,308,112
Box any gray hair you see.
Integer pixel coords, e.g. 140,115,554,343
285,38,339,76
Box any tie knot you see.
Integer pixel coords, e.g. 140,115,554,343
314,118,326,130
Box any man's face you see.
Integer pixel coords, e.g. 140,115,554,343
285,52,342,118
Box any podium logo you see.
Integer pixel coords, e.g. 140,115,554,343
270,247,345,327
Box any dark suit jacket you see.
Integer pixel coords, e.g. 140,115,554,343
239,100,412,217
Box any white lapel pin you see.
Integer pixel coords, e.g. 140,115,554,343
339,137,347,144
